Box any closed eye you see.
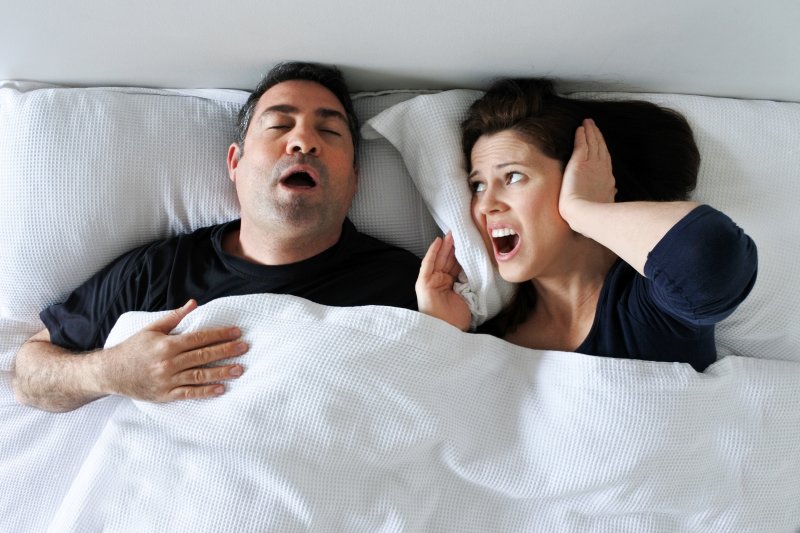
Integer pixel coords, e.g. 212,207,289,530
320,129,342,136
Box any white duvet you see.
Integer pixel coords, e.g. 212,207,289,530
3,293,800,532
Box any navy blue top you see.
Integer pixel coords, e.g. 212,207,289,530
574,204,757,371
41,218,421,351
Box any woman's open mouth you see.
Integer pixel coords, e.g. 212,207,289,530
490,227,521,261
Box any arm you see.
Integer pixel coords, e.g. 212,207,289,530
415,232,472,331
12,300,247,413
558,119,699,276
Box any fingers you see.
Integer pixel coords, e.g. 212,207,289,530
171,324,243,353
148,299,197,334
442,233,463,277
175,362,243,387
166,383,227,401
435,232,455,274
172,336,247,368
164,337,247,401
419,236,443,282
581,118,609,161
420,233,461,282
573,124,588,161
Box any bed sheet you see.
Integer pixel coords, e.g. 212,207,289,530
4,294,798,532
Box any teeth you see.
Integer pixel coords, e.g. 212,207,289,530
491,228,517,238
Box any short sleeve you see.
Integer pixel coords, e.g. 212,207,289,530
40,243,162,351
644,205,758,326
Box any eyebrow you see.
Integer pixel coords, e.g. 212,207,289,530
467,161,521,179
259,105,349,124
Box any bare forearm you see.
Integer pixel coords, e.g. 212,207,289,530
12,335,107,413
564,200,699,275
13,303,247,412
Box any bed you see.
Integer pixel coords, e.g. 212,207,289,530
1,2,799,532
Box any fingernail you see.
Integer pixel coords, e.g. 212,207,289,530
235,342,248,354
214,385,225,395
230,366,243,377
229,327,241,337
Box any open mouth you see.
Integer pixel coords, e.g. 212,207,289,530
491,227,520,256
280,171,317,189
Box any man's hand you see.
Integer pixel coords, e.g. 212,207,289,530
100,299,247,403
12,299,247,412
415,233,472,331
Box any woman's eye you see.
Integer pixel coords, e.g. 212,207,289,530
470,181,486,193
507,172,524,184
321,129,342,136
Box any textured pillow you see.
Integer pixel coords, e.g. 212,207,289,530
364,90,516,326
0,83,437,370
366,89,800,361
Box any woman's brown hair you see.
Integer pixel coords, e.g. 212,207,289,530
463,79,701,336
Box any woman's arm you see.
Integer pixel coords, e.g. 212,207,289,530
558,119,699,276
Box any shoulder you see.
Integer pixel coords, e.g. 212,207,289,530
646,205,757,276
644,205,757,325
84,222,228,288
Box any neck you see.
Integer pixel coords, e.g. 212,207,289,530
224,219,343,265
530,242,617,323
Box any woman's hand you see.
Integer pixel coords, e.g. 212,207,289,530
558,118,617,229
415,232,472,331
556,118,698,275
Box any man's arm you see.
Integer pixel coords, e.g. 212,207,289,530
12,300,247,413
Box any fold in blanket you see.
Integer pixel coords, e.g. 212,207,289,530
6,294,800,532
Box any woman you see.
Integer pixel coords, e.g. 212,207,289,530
416,79,757,371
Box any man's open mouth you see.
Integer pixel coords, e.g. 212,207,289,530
281,171,316,188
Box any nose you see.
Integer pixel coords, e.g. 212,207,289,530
286,123,320,156
475,184,506,215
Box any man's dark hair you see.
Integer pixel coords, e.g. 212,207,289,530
235,61,360,162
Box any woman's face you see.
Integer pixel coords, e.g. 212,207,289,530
468,130,573,283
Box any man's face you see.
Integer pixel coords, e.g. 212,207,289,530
228,80,358,251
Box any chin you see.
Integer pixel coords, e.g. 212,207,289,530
497,264,530,284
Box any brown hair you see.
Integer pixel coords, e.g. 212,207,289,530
463,78,701,336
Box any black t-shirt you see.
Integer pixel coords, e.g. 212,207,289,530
575,205,757,371
482,205,757,372
41,218,422,351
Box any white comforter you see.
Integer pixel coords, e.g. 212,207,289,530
3,294,799,532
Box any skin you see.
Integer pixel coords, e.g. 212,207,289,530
416,119,697,351
13,80,359,413
225,80,358,265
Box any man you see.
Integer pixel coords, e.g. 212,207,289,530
12,62,421,412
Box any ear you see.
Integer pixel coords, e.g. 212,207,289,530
227,143,242,183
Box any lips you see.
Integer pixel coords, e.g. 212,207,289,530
489,225,521,261
278,165,319,189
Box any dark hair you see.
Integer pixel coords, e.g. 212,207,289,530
464,78,701,336
462,78,699,202
235,61,360,161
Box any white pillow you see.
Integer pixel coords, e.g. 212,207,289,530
0,83,437,371
364,91,516,326
366,89,800,361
